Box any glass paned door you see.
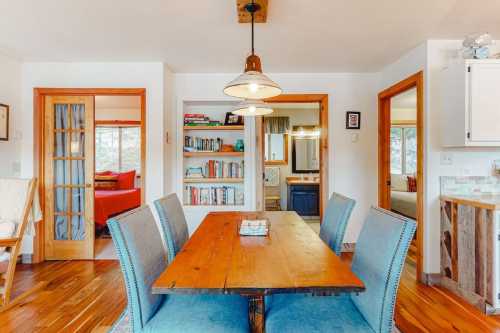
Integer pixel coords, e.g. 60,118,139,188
44,96,94,259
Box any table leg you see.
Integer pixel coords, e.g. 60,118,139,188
249,295,265,333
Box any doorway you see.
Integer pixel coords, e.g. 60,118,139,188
257,94,328,231
34,88,146,261
378,72,424,281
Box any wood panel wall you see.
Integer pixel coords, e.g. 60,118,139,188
440,200,495,312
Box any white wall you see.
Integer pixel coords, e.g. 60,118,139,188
0,53,22,177
170,73,379,242
94,108,141,121
20,62,165,202
391,108,416,123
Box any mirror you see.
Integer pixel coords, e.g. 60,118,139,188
265,133,288,165
292,126,320,173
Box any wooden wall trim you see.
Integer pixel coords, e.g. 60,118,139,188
264,94,328,219
95,120,141,126
34,88,145,96
378,71,425,282
33,87,147,263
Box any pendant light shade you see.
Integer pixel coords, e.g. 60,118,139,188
232,99,274,116
224,55,282,99
224,2,282,103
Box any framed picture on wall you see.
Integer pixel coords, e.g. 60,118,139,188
224,112,244,126
0,104,9,141
346,111,361,130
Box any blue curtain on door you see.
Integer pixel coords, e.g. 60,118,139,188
71,104,86,240
54,104,68,240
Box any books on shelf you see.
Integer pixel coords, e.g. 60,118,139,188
206,160,244,178
184,185,244,206
185,160,244,179
185,167,204,178
184,113,222,127
184,136,223,152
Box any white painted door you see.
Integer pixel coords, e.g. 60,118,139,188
469,63,500,142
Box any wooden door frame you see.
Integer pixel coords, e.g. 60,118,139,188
262,94,329,219
378,72,424,282
33,88,146,262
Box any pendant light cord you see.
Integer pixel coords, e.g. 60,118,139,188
251,1,255,55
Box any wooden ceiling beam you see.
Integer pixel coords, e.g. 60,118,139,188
237,0,268,23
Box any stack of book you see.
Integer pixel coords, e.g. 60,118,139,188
184,136,223,152
184,113,221,127
203,160,244,178
184,185,244,206
185,167,204,178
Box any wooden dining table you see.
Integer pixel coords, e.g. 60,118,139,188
152,211,365,333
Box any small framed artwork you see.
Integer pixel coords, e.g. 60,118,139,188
0,104,9,141
224,112,244,126
346,111,361,130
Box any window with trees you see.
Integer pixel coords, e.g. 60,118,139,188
390,126,416,175
95,126,141,173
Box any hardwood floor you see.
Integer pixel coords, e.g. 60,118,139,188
0,261,125,333
2,256,500,332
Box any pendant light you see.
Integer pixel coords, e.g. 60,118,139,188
232,99,274,116
224,1,282,101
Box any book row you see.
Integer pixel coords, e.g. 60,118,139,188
184,136,223,152
184,185,244,206
185,160,244,179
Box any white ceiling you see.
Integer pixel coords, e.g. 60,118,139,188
1,0,500,73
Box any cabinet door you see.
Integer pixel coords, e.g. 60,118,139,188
469,64,500,142
290,187,319,216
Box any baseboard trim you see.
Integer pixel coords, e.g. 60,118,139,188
422,273,441,286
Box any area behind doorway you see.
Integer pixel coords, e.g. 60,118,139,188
94,95,143,260
258,94,328,234
35,88,146,261
378,72,424,281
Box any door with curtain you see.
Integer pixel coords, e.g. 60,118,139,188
44,96,95,259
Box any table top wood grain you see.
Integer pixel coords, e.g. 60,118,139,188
152,211,365,295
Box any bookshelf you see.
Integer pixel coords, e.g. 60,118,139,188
183,125,244,131
183,151,244,157
180,100,247,209
184,178,244,184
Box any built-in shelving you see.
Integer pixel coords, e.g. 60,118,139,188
181,101,247,208
184,178,244,184
183,151,244,157
183,125,244,131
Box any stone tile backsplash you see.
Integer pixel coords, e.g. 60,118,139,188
440,176,500,195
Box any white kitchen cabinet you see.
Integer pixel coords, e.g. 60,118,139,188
441,60,500,147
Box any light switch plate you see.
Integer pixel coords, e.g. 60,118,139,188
440,152,453,166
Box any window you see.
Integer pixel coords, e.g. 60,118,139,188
95,126,141,173
265,133,288,165
390,126,416,174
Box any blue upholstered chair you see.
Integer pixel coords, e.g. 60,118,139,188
266,207,416,333
319,192,356,255
108,206,249,333
153,194,189,263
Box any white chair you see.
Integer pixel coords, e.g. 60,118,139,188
0,178,44,310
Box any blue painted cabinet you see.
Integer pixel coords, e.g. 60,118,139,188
287,184,320,216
